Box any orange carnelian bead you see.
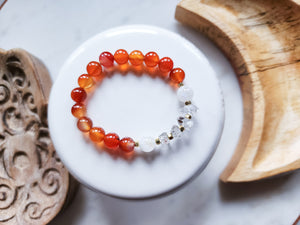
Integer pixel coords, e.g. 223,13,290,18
159,57,173,73
114,49,129,65
87,61,102,77
119,137,135,152
99,51,114,67
89,127,105,143
129,50,144,66
71,103,86,118
78,74,94,89
104,133,120,150
77,117,93,132
71,87,87,103
169,68,185,83
144,52,159,67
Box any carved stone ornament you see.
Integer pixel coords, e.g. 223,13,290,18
0,48,76,225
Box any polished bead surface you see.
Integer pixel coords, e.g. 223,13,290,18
77,117,93,132
71,87,87,103
144,51,159,67
114,49,129,65
159,132,170,145
89,127,105,143
170,68,185,83
129,50,144,66
104,133,120,150
158,57,173,73
99,51,114,67
71,103,86,118
177,86,193,102
119,137,135,152
86,61,102,77
139,137,155,153
78,74,94,89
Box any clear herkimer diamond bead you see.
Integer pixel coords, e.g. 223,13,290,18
177,115,194,130
180,104,198,116
171,125,182,138
184,119,194,129
159,132,170,145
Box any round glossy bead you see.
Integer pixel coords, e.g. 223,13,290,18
144,52,159,67
89,127,105,143
170,68,185,83
177,85,193,102
139,137,155,153
71,87,87,103
129,50,144,66
114,49,129,65
99,51,114,68
77,117,93,132
119,137,135,152
78,74,94,89
86,61,102,77
158,57,173,73
104,133,120,150
71,103,86,118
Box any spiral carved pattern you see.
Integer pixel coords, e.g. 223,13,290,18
39,169,61,196
0,50,70,225
0,184,16,210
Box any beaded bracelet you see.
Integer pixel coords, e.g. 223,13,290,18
70,50,198,154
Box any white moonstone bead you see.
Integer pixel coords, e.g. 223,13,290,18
139,137,155,153
177,86,194,102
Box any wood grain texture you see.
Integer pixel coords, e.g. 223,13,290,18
175,0,300,182
0,48,76,224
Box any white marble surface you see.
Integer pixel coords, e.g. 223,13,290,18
0,0,299,224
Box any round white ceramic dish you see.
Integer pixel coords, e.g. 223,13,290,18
48,25,224,199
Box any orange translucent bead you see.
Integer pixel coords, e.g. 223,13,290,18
129,50,144,66
87,61,102,77
169,68,185,83
158,57,173,73
104,133,120,150
114,49,129,65
144,52,159,67
71,87,87,103
78,74,94,89
99,51,114,67
119,137,135,152
71,103,86,118
89,127,105,143
77,117,93,132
